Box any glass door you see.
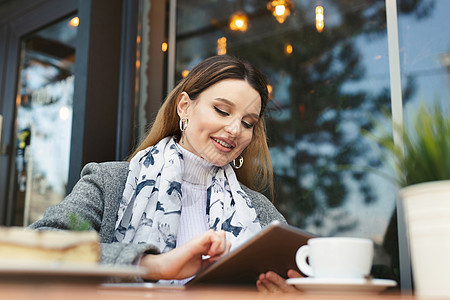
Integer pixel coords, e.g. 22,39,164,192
13,15,78,226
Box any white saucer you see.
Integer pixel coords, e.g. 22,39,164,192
286,277,397,295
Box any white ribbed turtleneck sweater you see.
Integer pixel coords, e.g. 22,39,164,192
175,146,215,248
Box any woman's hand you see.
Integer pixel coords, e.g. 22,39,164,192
140,229,231,281
256,269,303,293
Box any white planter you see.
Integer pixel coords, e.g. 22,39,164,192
400,180,450,298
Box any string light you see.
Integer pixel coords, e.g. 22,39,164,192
181,70,190,78
217,37,227,55
161,42,168,52
267,84,273,100
229,11,248,32
59,106,70,121
267,0,294,24
315,6,324,32
69,17,79,27
285,43,293,55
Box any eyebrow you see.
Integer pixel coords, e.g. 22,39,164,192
214,97,260,119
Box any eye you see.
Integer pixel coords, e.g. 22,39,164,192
214,106,229,116
241,121,254,129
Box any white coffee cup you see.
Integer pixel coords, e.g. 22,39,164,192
296,237,374,279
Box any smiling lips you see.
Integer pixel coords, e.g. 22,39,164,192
211,137,235,150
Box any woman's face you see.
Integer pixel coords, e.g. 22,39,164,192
177,79,261,167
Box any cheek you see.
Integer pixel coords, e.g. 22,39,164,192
196,112,222,132
193,117,216,133
239,131,254,149
187,113,218,139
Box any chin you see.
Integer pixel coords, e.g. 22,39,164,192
205,157,229,167
211,161,229,167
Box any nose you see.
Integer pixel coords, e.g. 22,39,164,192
224,117,240,137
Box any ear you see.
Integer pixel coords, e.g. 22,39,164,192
177,92,191,118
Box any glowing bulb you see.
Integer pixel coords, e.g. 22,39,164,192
267,84,273,100
229,11,248,32
315,6,324,32
217,37,227,55
59,106,70,120
69,17,79,27
181,70,190,78
162,42,168,52
316,21,324,32
275,5,285,16
267,0,293,24
285,44,293,55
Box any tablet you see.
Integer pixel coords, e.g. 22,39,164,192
186,221,314,287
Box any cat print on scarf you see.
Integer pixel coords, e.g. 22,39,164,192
114,137,261,253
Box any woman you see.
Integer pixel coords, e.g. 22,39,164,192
31,55,295,288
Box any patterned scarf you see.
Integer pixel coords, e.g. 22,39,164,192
114,137,261,253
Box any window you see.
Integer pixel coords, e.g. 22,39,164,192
174,0,398,281
137,0,450,286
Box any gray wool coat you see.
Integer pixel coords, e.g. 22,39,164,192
30,162,287,266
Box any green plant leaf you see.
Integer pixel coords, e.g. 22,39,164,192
67,213,92,231
363,101,450,187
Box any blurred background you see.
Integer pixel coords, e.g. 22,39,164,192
0,0,448,291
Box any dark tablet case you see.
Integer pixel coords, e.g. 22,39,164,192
186,221,314,287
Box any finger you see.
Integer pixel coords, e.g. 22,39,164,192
287,269,303,278
263,271,284,292
207,230,227,257
256,274,271,293
206,232,221,256
257,272,283,293
259,279,281,293
256,279,270,293
225,240,231,252
211,238,231,261
265,271,299,293
185,231,206,255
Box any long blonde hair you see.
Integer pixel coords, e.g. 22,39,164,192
130,55,274,199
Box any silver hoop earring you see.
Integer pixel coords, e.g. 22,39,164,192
179,118,188,145
231,155,244,169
